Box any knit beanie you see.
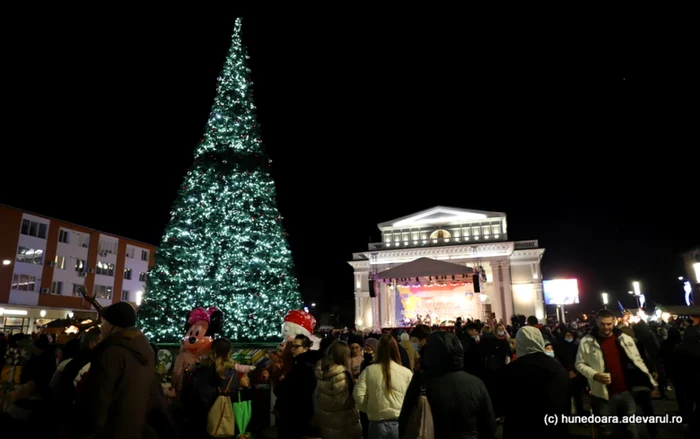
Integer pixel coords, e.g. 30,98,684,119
103,302,137,328
363,338,379,352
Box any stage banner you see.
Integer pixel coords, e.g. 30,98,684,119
396,283,480,325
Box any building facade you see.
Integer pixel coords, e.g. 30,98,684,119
0,204,156,334
348,206,545,330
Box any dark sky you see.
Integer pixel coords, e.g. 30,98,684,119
1,10,696,319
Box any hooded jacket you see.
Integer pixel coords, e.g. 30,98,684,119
503,327,569,439
73,328,157,439
575,325,656,400
399,332,496,439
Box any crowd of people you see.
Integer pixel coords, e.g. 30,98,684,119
1,304,698,438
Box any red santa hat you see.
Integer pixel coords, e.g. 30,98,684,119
283,309,316,335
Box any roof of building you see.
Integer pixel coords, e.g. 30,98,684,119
0,202,158,247
375,257,474,279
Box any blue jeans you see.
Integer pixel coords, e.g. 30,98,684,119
368,419,399,439
591,391,638,439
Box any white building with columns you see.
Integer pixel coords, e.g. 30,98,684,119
348,206,545,330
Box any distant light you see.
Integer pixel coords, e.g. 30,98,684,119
601,293,608,305
632,281,641,296
683,281,692,306
678,276,684,281
2,260,10,266
68,311,74,318
0,308,28,316
40,310,46,318
311,303,316,307
303,306,309,313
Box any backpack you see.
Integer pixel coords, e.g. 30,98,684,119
206,371,236,438
400,372,434,439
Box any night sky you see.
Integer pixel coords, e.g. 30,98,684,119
2,11,696,321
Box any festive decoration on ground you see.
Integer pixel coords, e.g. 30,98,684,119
136,17,302,343
281,309,321,350
171,307,223,393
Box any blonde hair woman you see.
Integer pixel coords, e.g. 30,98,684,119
315,341,362,439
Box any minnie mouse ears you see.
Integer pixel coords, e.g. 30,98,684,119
208,307,224,335
183,306,224,334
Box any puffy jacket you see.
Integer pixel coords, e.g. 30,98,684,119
353,361,412,421
314,363,361,439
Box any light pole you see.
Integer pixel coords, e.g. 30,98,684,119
601,292,609,309
632,281,642,308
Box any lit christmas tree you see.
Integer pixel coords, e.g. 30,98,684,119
137,18,302,343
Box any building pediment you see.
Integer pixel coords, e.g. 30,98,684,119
379,206,505,230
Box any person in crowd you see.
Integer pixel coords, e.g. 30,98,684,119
181,337,240,438
399,331,496,439
49,337,80,397
399,332,419,372
354,334,413,439
556,330,586,415
503,326,569,439
479,322,510,420
576,309,657,439
349,335,365,381
72,302,162,438
670,325,699,431
315,340,362,439
273,334,317,439
621,325,658,439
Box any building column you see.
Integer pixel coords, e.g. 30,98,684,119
387,283,396,327
500,261,514,323
371,294,381,332
488,260,504,323
533,282,545,321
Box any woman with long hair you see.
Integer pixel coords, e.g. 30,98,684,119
181,338,242,437
314,341,362,438
353,334,412,439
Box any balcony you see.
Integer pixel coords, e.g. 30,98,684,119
368,234,508,250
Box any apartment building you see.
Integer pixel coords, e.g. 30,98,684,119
0,204,156,334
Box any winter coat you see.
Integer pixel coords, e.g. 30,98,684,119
353,361,412,421
72,328,158,439
503,327,569,439
575,326,656,400
399,332,496,439
314,363,362,439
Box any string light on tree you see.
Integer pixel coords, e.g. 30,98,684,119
137,17,302,343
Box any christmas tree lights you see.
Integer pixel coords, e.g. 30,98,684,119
137,18,302,343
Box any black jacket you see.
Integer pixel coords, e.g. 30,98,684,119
399,332,496,439
503,351,569,439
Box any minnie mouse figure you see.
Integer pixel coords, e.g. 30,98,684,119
170,306,223,394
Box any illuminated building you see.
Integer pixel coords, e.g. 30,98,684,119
348,206,545,330
0,204,155,334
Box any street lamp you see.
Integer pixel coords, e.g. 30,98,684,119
2,260,10,266
311,303,316,308
601,292,609,309
631,281,642,308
